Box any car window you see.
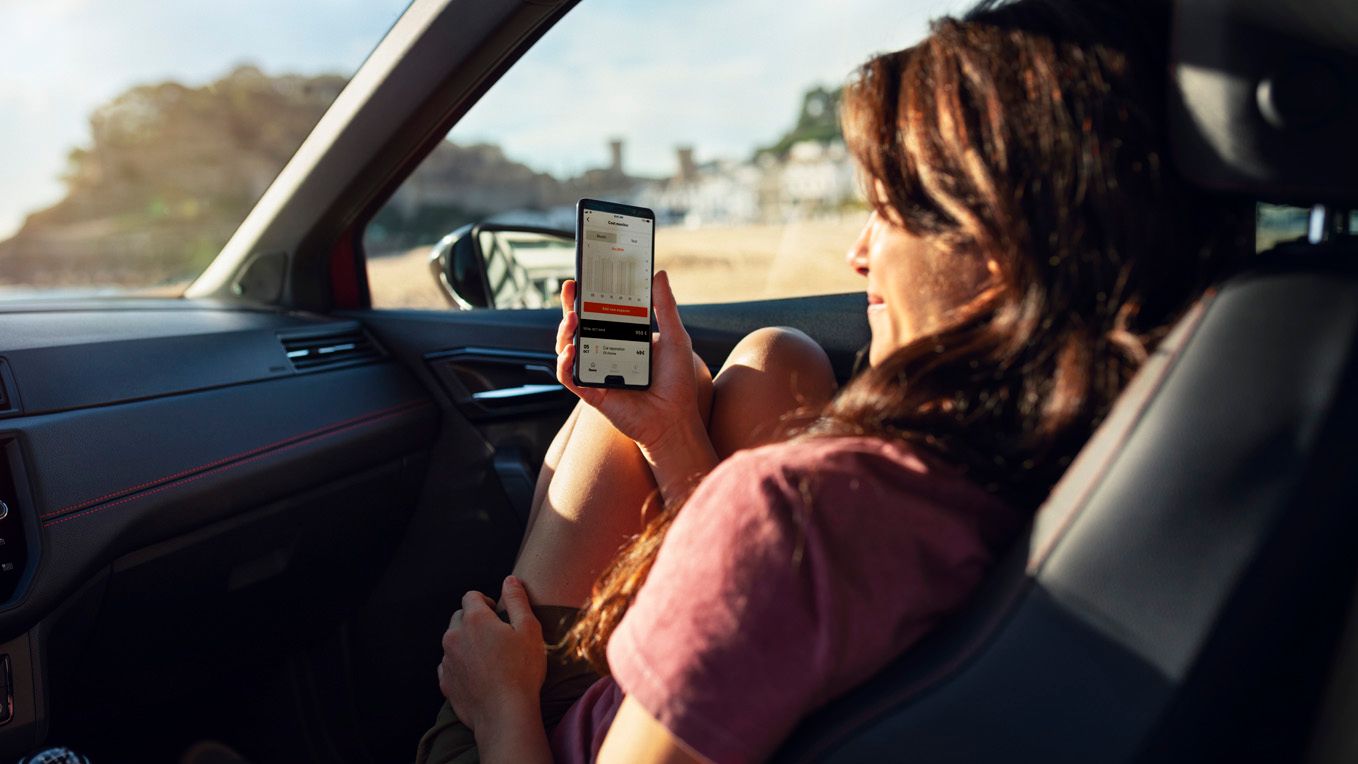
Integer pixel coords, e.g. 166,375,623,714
1257,204,1310,251
0,1,409,302
1256,204,1358,251
365,0,969,310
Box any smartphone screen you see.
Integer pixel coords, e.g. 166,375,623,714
574,199,655,389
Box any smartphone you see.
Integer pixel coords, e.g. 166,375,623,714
573,198,656,389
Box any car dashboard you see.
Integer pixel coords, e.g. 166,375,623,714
0,300,439,756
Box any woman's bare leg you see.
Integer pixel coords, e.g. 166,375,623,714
511,328,836,608
511,354,713,608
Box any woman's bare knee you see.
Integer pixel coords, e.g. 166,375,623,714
709,327,836,456
722,325,811,364
719,326,836,402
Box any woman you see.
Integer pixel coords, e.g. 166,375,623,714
421,0,1248,761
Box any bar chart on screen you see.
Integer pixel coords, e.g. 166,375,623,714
585,256,641,302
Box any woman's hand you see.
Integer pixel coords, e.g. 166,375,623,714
437,576,547,741
555,272,717,496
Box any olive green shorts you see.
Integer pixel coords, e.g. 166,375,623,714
414,606,599,764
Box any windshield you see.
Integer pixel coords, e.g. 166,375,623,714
0,0,409,301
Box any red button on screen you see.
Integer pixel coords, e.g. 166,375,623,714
583,301,648,318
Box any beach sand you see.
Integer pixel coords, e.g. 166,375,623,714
367,217,866,309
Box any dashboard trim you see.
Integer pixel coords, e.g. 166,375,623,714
40,398,430,524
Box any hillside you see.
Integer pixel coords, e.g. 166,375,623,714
0,66,564,287
756,86,842,159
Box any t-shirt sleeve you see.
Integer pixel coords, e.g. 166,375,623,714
605,443,1002,764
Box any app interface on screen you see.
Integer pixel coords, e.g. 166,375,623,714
578,208,654,385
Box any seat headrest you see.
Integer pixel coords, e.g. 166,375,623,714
1169,0,1358,205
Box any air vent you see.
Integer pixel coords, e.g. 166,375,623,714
280,328,381,372
0,359,18,416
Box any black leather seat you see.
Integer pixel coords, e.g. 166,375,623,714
774,0,1358,760
775,247,1358,763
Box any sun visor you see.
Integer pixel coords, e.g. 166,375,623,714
1169,0,1358,205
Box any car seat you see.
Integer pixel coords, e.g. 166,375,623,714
773,0,1358,761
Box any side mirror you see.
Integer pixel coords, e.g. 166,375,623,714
428,223,574,309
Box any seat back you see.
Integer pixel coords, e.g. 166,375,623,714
775,247,1358,762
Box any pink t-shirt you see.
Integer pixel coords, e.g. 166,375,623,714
550,436,1020,763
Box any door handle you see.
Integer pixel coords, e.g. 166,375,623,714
426,347,573,419
470,383,564,401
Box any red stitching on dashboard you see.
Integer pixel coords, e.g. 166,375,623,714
41,399,431,525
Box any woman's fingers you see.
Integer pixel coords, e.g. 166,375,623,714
462,590,494,615
555,310,577,355
555,342,604,407
499,575,540,635
555,280,578,354
651,271,689,350
555,342,575,389
560,279,576,318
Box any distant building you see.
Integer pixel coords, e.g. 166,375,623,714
378,131,858,251
628,140,856,227
634,153,761,227
776,140,857,220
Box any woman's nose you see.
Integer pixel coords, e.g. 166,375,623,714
846,216,871,276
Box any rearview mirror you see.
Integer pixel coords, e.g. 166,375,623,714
428,223,574,310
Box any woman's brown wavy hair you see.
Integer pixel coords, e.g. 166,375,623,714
563,0,1250,674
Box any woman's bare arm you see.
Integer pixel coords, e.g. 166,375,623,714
598,696,709,764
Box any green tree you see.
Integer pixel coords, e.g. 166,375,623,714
756,86,843,159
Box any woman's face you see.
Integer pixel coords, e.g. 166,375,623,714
846,209,989,366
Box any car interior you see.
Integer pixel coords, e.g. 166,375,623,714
0,0,1355,762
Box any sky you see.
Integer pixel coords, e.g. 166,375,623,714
0,0,968,239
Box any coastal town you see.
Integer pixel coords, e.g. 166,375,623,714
367,85,861,253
